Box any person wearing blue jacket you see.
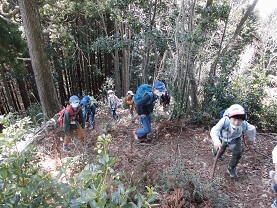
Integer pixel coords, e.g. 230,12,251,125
210,104,256,178
80,95,96,129
133,81,167,143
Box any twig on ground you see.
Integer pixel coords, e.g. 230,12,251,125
254,149,271,159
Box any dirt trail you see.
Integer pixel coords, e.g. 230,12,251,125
38,107,276,207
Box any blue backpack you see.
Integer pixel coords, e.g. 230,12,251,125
134,84,153,105
220,109,248,131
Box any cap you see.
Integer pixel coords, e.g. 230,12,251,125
69,95,80,104
228,104,245,118
81,95,90,105
127,90,134,95
107,90,114,94
154,81,167,92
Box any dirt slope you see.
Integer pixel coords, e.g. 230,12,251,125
38,106,276,208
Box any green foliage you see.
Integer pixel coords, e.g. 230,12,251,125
169,86,190,120
0,117,64,207
0,118,158,207
196,3,231,31
156,161,229,207
26,103,46,125
67,134,158,207
257,103,277,132
198,67,276,132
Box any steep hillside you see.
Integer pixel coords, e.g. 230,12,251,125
38,106,276,207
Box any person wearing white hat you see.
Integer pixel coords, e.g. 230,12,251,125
210,104,256,178
125,90,136,117
107,90,121,119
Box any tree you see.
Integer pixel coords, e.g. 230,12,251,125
18,0,60,118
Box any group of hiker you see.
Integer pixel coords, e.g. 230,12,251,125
60,81,170,151
59,81,276,207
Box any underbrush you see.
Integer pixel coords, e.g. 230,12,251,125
156,161,229,207
190,68,276,132
0,117,158,207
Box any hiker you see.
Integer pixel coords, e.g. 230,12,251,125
63,95,85,151
269,145,277,208
133,81,167,143
107,90,121,119
210,104,256,178
125,90,136,117
80,95,96,129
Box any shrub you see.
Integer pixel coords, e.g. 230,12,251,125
0,118,158,207
156,161,229,207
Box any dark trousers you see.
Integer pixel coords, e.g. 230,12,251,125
219,138,242,169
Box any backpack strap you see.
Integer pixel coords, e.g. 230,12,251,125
242,121,248,131
220,117,229,138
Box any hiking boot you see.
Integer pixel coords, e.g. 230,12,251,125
138,137,147,143
138,136,152,143
212,148,223,161
63,144,70,151
227,166,238,178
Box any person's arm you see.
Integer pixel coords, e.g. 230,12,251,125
210,118,226,150
63,110,71,136
79,108,85,129
107,97,111,108
245,122,256,143
243,122,256,151
274,163,277,183
135,93,151,116
273,146,277,182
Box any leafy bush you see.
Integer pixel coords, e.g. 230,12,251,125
71,134,158,207
26,103,46,125
0,117,64,207
197,68,275,132
0,118,158,207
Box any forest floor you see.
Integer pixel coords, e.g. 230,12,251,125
38,105,276,208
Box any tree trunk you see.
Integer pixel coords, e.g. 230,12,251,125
18,0,61,118
209,0,259,76
0,65,14,112
16,77,30,110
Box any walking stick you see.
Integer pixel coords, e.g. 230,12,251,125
211,140,225,180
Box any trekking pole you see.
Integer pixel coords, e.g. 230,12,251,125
211,140,225,180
